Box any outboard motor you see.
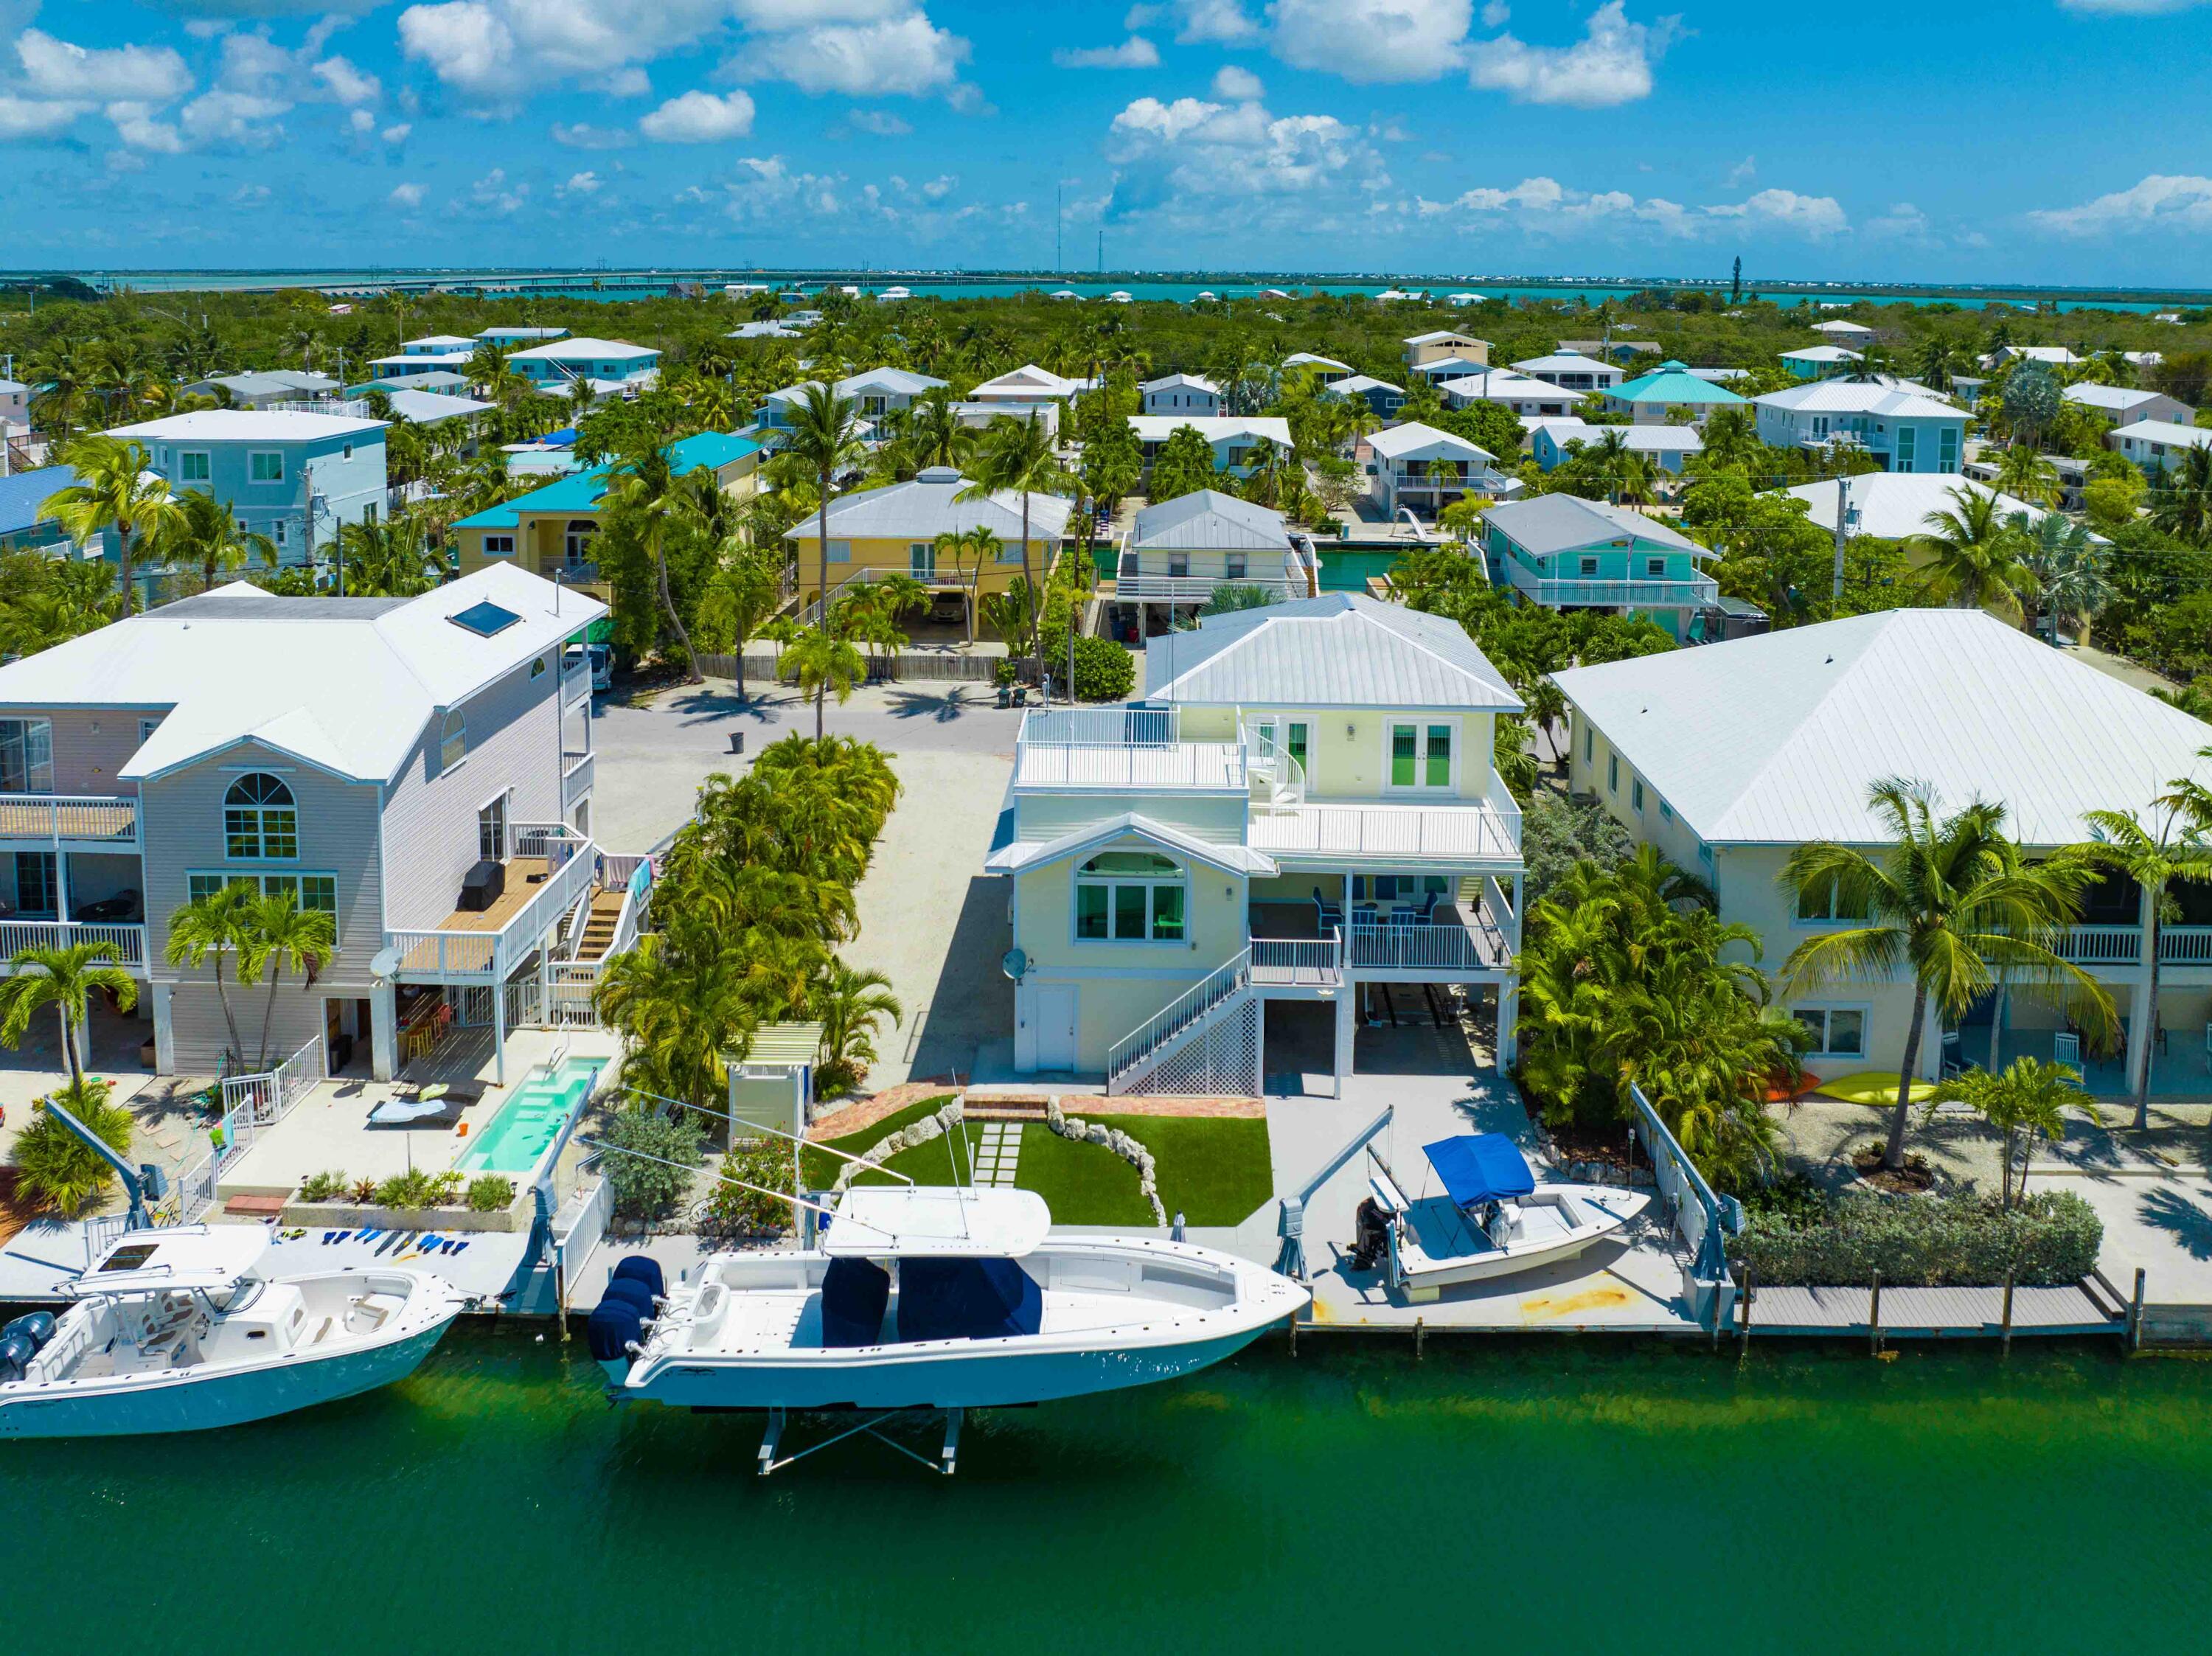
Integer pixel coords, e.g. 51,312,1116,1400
609,1255,666,1302
3,1311,56,1351
1349,1197,1391,1273
585,1256,664,1386
0,1329,35,1384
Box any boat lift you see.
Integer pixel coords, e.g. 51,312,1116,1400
42,1096,166,1233
1276,1104,1394,1281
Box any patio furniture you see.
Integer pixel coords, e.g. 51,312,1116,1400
458,859,504,912
1939,1030,1964,1080
2053,1031,2081,1068
76,888,140,922
1311,888,1343,931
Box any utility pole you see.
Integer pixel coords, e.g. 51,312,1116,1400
1055,184,1062,273
1831,472,1854,603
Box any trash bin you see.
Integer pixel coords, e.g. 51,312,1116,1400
728,731,745,754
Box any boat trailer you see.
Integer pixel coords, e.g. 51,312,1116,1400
753,1406,964,1477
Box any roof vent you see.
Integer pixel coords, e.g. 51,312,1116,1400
449,599,523,638
917,465,962,483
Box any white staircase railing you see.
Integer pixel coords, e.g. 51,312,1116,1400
1241,721,1307,808
1106,949,1253,1095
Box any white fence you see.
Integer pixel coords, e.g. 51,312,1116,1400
212,1031,327,1170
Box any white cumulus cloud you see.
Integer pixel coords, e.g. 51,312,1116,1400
1427,174,1844,238
639,87,756,141
15,29,192,102
313,55,381,105
1212,64,1264,99
1105,92,1389,226
733,10,970,97
1270,0,1470,83
1470,1,1677,107
0,94,86,139
1053,36,1161,68
2028,173,2212,234
389,181,425,208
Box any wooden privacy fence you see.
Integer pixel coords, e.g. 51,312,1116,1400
695,652,999,684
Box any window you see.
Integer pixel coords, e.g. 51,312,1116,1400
479,794,509,863
996,542,1023,564
1226,554,1247,580
178,450,211,483
139,717,162,744
1659,800,1673,822
1074,850,1186,943
484,535,515,556
530,657,546,681
439,709,466,771
249,451,285,484
1579,555,1599,576
1632,779,1645,812
1388,723,1455,790
1646,557,1666,577
0,718,54,794
1792,1006,1866,1058
342,443,354,461
223,773,298,860
272,520,288,548
828,540,852,564
564,521,597,561
1168,552,1190,579
910,542,935,580
1938,428,1959,471
1896,426,1916,471
189,871,335,916
364,501,378,525
14,852,55,918
1795,877,1870,924
1582,726,1593,762
1607,752,1618,793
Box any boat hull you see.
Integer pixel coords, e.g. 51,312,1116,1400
0,1307,463,1439
1395,1186,1650,1299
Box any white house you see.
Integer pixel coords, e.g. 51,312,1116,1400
2110,419,2212,474
1437,369,1585,420
1366,422,1520,514
1110,490,1313,611
1509,351,1625,393
1129,416,1294,479
1779,345,1863,380
1778,473,2089,542
759,366,949,430
1282,352,1352,385
1526,419,1703,475
503,336,661,390
1141,373,1224,417
1554,609,2212,1097
1983,345,2081,369
970,363,1097,402
400,335,477,358
1753,377,1969,473
1809,320,1877,343
2064,383,2195,429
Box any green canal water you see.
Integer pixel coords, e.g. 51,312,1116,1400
7,1328,2208,1653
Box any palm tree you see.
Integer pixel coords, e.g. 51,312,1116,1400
1697,405,1761,470
0,562,121,655
2148,445,2212,546
156,488,274,594
335,515,439,596
1927,1057,2090,1208
780,381,869,720
0,940,139,1092
933,524,998,645
2008,509,2110,641
962,411,1078,687
164,884,254,1066
235,891,336,1072
41,435,187,616
905,385,973,472
605,441,703,683
1913,335,1966,393
694,541,786,699
1992,444,2062,507
2078,784,2212,1128
1913,487,2037,619
809,960,903,1095
771,619,866,741
1778,779,2117,1170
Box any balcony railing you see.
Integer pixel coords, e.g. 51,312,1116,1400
1505,566,1720,609
1249,774,1524,864
1344,912,1509,973
1113,550,1309,604
562,751,595,809
2050,925,2212,966
0,794,140,846
386,827,600,984
0,920,147,970
1014,705,1247,790
1250,933,1342,986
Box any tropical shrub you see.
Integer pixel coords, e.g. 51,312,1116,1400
1521,791,1635,906
373,1166,442,1210
1039,629,1136,701
1728,1189,2101,1287
600,1103,706,1220
299,1169,349,1203
698,1140,797,1239
466,1175,516,1212
7,1078,131,1214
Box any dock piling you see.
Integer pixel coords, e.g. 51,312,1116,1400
2129,1267,2146,1353
1414,1315,1425,1362
1868,1270,1882,1357
2000,1270,2015,1360
1737,1264,1753,1362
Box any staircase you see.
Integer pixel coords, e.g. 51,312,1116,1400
572,888,626,961
1106,951,1260,1098
963,1093,1054,1124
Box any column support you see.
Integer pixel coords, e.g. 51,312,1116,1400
1333,979,1357,1097
370,981,397,1082
150,981,175,1074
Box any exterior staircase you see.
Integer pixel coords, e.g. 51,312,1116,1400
572,888,626,962
962,1093,1054,1124
1106,951,1260,1097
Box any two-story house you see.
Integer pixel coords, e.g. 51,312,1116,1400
1509,351,1626,394
184,371,343,408
0,566,638,1086
1601,361,1752,427
1778,346,1863,380
477,326,569,348
1366,422,1521,515
1140,373,1223,417
0,465,116,560
1403,331,1490,369
503,336,661,391
1321,375,1406,420
1108,491,1316,630
1130,416,1295,480
968,363,1096,403
1553,610,2212,1099
111,408,388,564
1526,420,1703,476
2065,383,2196,430
757,367,950,434
2110,419,2212,475
985,594,1527,1095
400,335,478,359
1439,369,1585,420
1280,352,1353,389
1481,493,1719,641
1753,375,1968,473
365,354,479,383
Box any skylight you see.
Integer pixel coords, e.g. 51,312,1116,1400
448,600,522,638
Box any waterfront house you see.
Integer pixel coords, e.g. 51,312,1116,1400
1130,416,1295,480
984,592,1527,1092
1553,609,2212,1098
1141,374,1223,417
1403,331,1490,369
503,336,661,391
110,408,388,564
477,327,568,347
1281,352,1353,388
400,335,476,358
782,465,1072,620
2065,383,2195,429
757,367,949,433
1481,493,1719,641
1753,376,1967,473
1438,369,1582,420
184,371,342,409
1320,375,1406,419
1107,490,1314,625
453,431,760,602
1601,361,1750,426
968,363,1096,403
1509,351,1625,394
1525,419,1703,475
2110,419,2212,474
1366,422,1520,515
1809,319,1876,343
1779,345,1863,380
0,565,633,1084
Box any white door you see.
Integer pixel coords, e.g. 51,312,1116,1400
1032,984,1077,1071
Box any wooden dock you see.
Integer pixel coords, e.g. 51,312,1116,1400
1743,1278,2128,1340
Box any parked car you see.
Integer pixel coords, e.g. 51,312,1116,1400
588,643,613,692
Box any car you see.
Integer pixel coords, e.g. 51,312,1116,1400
588,643,613,692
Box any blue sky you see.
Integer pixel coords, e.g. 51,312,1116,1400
1,0,2210,284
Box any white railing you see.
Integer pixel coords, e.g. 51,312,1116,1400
1106,949,1252,1091
1242,721,1308,807
1020,706,1180,746
1249,795,1523,863
562,751,595,809
215,1030,327,1166
796,565,911,629
2160,926,2212,966
0,921,146,969
1344,913,1509,972
0,794,140,844
271,398,372,417
387,833,601,981
1113,551,1308,604
1506,566,1719,608
1250,932,1342,984
1014,706,1244,790
2055,924,2146,965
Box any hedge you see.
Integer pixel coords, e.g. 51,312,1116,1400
1726,1189,2102,1288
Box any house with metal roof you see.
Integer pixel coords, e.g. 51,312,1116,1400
969,363,1097,402
985,592,1527,1091
1129,415,1294,479
1139,373,1222,417
1776,473,2081,543
1402,332,1490,369
477,326,569,345
1319,374,1405,419
1753,375,1967,473
366,353,480,382
1280,352,1352,388
1436,368,1584,420
0,464,117,560
2110,417,2212,474
1809,319,1876,342
1108,490,1315,616
1366,422,1521,515
452,431,761,600
757,366,950,432
1524,418,1703,476
184,371,343,409
1553,609,2212,1097
109,408,388,567
1480,493,1721,640
0,564,644,1087
501,335,661,390
1600,361,1750,426
400,335,477,357
1509,351,1625,394
2064,382,2195,429
1779,344,1864,380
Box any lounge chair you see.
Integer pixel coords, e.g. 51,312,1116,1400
1311,888,1343,931
2053,1031,2081,1068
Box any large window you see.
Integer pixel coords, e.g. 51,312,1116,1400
1792,1006,1866,1058
1795,877,1870,923
1388,722,1454,790
440,709,467,770
189,871,335,916
563,521,597,563
178,450,211,483
223,772,297,860
249,451,285,484
0,717,54,794
909,542,935,579
1074,851,1186,943
479,793,509,863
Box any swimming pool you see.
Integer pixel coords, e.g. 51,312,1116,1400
459,1059,608,1176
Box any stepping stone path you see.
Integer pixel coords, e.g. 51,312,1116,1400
972,1121,1023,1189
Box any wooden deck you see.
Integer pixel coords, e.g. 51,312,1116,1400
431,857,551,933
1745,1279,2126,1338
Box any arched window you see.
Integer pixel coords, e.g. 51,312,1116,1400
223,773,297,860
1075,850,1185,942
440,709,467,771
564,519,598,562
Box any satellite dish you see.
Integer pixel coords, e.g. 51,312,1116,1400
369,944,401,980
1001,947,1028,982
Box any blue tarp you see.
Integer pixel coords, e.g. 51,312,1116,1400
896,1257,1042,1343
1423,1134,1535,1208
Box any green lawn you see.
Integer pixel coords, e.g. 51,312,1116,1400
799,1096,953,1189
1088,1115,1275,1226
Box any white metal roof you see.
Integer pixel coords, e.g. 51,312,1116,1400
1128,415,1293,445
504,336,658,361
970,363,1092,397
1323,375,1403,397
782,470,1073,543
1143,592,1520,712
403,334,476,349
1810,320,1875,337
1511,352,1622,375
1366,421,1494,462
1526,419,1704,456
2064,383,2166,413
1778,474,2090,542
1552,608,2212,846
984,812,1276,876
1283,352,1350,369
108,408,386,441
1780,345,1864,363
1405,330,1484,346
1484,493,1708,557
2115,420,2212,449
1755,380,1966,420
383,388,494,425
0,565,605,784
1130,489,1293,552
1141,372,1221,394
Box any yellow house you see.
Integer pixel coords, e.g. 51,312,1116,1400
783,464,1076,613
452,431,762,601
1402,330,1491,369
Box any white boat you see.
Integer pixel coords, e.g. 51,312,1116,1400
1368,1134,1649,1301
588,1185,1306,1413
0,1226,469,1438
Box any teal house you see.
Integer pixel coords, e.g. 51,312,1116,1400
1599,360,1749,428
1481,493,1719,641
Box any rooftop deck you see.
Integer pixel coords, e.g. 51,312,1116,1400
1250,793,1522,866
